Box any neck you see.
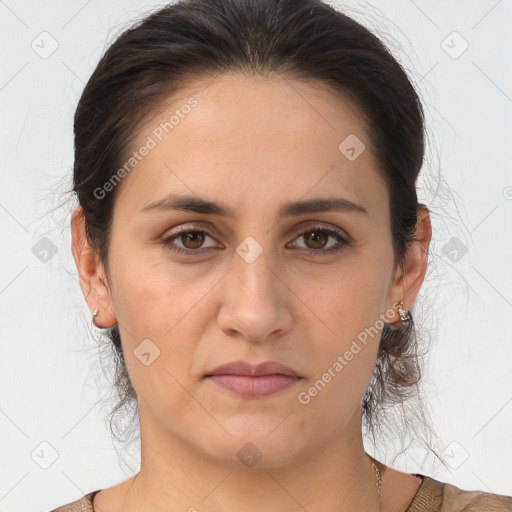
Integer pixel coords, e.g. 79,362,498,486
121,405,381,512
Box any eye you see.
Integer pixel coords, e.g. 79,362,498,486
162,224,350,256
162,227,219,255
289,225,349,256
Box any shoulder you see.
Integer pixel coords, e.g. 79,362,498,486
49,490,99,512
407,474,512,512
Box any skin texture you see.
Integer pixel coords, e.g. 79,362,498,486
71,73,431,511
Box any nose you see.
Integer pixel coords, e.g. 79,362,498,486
216,246,293,343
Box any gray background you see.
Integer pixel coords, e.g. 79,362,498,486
1,0,511,510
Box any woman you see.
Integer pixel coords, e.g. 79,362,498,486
54,0,512,510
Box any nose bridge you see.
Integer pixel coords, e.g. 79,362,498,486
222,193,289,293
216,231,292,341
233,234,278,301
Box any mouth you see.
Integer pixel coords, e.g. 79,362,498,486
204,360,304,399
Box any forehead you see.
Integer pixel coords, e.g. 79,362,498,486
160,72,371,148
114,73,387,219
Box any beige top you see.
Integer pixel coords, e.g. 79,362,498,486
51,474,512,511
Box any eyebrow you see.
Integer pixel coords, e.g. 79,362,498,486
139,193,368,217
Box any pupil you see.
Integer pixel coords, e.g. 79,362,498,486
307,231,326,248
184,232,204,248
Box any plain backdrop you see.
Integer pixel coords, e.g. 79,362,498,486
1,0,511,510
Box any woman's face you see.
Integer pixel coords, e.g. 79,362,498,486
75,73,426,467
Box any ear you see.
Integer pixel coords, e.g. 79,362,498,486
71,206,117,328
386,205,432,320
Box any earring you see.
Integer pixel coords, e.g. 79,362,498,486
397,301,410,324
92,309,98,317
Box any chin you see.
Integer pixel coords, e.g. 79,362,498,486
199,417,308,469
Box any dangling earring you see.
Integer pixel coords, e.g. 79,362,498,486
397,301,410,324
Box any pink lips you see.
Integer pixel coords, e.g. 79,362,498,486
205,360,302,398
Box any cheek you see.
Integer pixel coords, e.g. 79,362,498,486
293,276,386,424
312,261,390,343
109,240,221,338
114,274,207,422
295,252,391,398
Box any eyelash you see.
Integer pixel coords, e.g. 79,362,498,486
162,225,350,257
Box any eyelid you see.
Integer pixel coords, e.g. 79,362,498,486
162,223,221,249
164,221,348,239
162,221,350,255
289,222,349,242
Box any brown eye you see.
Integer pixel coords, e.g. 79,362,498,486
180,231,205,249
163,225,349,257
303,230,329,249
163,228,218,254
291,226,349,256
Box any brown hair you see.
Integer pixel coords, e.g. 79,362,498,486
72,0,435,458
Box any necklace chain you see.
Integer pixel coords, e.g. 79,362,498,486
370,459,383,512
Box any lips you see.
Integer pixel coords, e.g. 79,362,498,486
204,360,303,398
205,360,301,378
